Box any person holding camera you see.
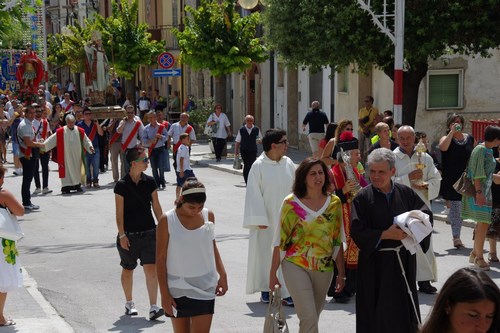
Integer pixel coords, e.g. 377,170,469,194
76,107,103,188
17,104,45,210
358,96,381,164
438,114,475,249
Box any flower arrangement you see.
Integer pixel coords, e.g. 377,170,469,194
12,88,38,105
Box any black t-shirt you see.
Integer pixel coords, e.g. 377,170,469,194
303,109,329,133
114,173,157,232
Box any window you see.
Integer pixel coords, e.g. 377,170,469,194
426,69,463,109
337,66,349,93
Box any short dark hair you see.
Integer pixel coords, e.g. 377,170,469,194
420,267,500,333
262,129,286,152
324,123,338,142
446,113,465,130
176,178,206,208
484,125,500,142
125,147,144,164
365,96,374,103
292,158,331,198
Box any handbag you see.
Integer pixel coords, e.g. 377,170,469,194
233,155,242,170
453,170,475,197
0,208,24,241
263,287,289,333
204,114,218,136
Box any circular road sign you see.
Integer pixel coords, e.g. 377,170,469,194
158,52,174,69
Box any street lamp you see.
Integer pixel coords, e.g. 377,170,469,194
239,0,263,10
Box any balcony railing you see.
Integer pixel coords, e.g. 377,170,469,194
148,25,181,50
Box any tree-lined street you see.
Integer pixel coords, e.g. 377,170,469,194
2,143,498,332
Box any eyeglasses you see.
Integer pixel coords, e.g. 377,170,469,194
277,140,289,145
345,127,353,131
134,157,149,163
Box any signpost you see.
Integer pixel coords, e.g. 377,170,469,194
152,69,182,77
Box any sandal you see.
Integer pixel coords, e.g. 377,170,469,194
488,252,500,262
453,238,465,249
469,252,476,264
474,257,490,271
0,319,16,326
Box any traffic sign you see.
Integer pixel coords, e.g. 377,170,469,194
152,68,182,77
157,52,174,69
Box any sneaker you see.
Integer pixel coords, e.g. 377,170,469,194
440,208,450,215
282,297,294,307
260,291,270,304
42,188,53,194
24,204,40,210
125,301,138,316
33,188,41,194
149,305,165,320
13,168,22,176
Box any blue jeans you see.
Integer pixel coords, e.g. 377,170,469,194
150,147,166,187
85,147,100,183
162,145,171,172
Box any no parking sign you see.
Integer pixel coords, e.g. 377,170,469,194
157,52,174,69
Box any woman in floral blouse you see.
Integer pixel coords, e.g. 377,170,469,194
269,158,345,333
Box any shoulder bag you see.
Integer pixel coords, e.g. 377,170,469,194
204,113,219,136
263,287,289,333
0,208,24,241
453,168,475,197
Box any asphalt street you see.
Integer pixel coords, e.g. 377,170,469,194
2,142,499,333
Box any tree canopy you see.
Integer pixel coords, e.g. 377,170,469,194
263,0,500,125
0,0,40,49
174,0,268,77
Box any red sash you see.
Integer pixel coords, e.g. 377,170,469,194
64,101,74,112
41,119,49,139
19,125,35,158
121,121,141,151
57,126,85,178
148,124,165,156
173,125,193,153
331,164,361,269
88,123,97,141
109,132,121,145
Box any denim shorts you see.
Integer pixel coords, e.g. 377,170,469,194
12,142,20,157
116,229,156,270
176,169,195,187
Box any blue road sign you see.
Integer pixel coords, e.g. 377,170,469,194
152,68,182,77
157,52,174,69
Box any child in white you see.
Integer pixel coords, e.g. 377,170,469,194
175,133,195,198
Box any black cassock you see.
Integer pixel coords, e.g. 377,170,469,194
351,183,432,333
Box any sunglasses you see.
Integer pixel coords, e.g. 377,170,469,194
345,127,353,131
134,157,149,163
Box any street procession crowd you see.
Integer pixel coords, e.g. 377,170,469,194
0,88,500,333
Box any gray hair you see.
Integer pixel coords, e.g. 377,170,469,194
146,110,156,118
397,125,415,135
66,114,76,122
367,148,395,169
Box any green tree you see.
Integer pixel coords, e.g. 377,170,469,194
174,0,268,111
0,0,37,41
47,23,91,73
94,0,164,103
263,0,500,126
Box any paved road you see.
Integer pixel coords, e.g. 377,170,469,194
3,143,500,332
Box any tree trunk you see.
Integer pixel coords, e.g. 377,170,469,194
125,73,137,110
384,62,428,127
214,75,227,112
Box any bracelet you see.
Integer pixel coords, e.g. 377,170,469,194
119,233,126,239
336,276,346,280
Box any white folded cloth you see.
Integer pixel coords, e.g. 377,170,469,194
393,210,433,254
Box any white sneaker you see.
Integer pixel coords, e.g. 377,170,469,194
440,208,450,215
125,301,138,316
149,304,165,320
42,188,53,194
33,188,41,194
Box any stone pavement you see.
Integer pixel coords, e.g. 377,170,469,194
2,141,466,332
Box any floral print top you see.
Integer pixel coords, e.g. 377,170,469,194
278,193,343,272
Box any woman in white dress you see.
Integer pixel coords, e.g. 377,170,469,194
0,165,25,326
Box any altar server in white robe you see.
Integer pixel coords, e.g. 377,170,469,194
393,126,441,294
243,129,296,304
42,115,94,194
